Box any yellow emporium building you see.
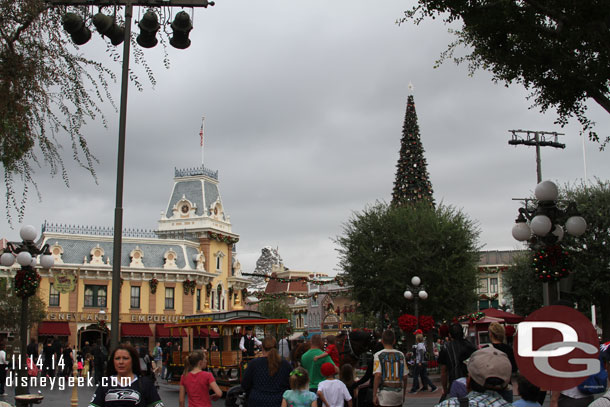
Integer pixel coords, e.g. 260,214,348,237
24,165,250,351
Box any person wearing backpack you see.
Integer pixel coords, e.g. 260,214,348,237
587,342,610,407
152,342,163,376
438,323,476,401
139,346,154,378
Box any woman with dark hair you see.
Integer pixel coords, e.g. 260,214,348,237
242,336,292,406
88,344,164,407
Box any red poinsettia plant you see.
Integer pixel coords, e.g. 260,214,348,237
398,314,435,333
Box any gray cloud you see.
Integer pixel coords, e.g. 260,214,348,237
2,0,608,276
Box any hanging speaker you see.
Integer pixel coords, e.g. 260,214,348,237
170,11,193,49
92,12,114,35
106,24,125,46
137,11,160,48
62,13,91,45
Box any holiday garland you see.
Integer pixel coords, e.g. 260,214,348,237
149,278,159,294
457,312,485,323
208,232,239,245
479,293,498,300
241,273,347,286
249,289,350,301
532,245,570,281
14,267,41,298
477,266,509,273
183,279,197,295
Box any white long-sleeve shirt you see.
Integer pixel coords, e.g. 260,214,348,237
239,335,262,352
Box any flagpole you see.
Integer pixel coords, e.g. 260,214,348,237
200,116,205,166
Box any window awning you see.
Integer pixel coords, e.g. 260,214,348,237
194,327,220,338
155,324,187,338
120,323,153,337
38,322,71,336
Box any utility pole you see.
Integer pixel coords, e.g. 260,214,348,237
48,0,215,351
508,130,565,306
508,130,565,184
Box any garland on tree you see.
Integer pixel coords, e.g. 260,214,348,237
532,245,570,281
14,267,41,298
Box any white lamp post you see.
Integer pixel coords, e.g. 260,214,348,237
404,276,427,330
2,225,54,402
512,180,587,305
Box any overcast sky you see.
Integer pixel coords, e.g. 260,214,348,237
2,0,608,276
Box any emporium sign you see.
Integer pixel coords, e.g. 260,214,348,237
46,312,185,323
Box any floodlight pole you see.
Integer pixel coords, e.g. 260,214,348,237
107,1,133,351
508,130,566,306
48,0,215,350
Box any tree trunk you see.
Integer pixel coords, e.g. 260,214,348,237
600,295,610,342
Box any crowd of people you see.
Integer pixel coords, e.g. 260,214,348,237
2,321,609,407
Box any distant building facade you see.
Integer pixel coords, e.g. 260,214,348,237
1,165,250,351
476,250,526,310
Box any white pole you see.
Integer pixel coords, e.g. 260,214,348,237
200,116,205,166
582,129,588,185
592,304,597,327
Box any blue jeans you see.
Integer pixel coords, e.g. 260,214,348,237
411,363,435,391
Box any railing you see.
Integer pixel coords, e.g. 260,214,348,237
174,165,219,180
42,221,158,238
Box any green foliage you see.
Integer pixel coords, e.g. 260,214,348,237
399,1,610,148
561,179,610,340
392,94,435,207
336,202,480,323
0,277,47,334
0,1,161,225
258,298,291,320
504,253,543,316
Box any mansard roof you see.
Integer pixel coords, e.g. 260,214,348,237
41,223,199,270
164,166,222,219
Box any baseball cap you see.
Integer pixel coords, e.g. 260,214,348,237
321,362,336,377
467,346,512,390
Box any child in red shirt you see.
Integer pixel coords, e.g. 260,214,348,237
314,335,340,366
179,351,222,407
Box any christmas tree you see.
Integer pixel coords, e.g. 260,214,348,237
391,90,434,207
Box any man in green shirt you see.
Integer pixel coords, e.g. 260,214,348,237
301,334,338,393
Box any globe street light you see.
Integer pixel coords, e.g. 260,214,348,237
403,276,428,330
512,180,586,305
1,225,54,404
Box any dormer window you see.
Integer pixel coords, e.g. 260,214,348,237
181,204,190,214
129,247,144,268
90,245,105,265
164,250,178,269
214,250,225,272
